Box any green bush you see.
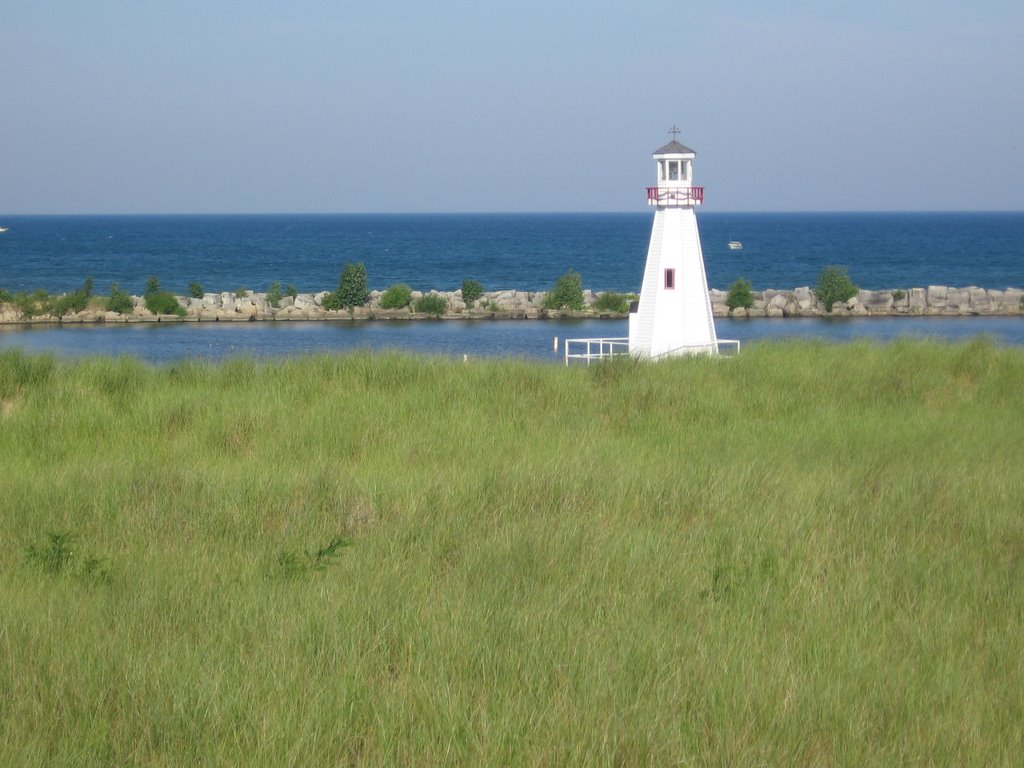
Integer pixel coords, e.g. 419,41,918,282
323,262,369,310
593,291,631,314
0,288,13,304
143,277,185,317
266,281,283,309
379,283,413,309
543,269,585,311
414,294,448,316
234,287,250,299
286,285,298,299
188,281,204,299
726,277,755,310
461,279,485,306
106,283,134,314
815,266,858,312
892,289,906,302
13,290,51,318
50,277,94,316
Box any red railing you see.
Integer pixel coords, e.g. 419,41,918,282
647,186,704,205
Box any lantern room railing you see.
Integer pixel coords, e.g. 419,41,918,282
646,186,704,206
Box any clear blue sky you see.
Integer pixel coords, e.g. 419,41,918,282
2,0,1022,214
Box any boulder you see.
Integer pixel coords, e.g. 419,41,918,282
927,285,948,307
907,288,926,311
946,288,969,309
862,290,893,313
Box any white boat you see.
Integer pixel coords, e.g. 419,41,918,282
727,240,743,250
0,227,8,233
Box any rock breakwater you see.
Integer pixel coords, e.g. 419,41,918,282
1,286,1022,325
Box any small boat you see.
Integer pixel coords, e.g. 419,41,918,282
0,227,8,233
727,240,743,250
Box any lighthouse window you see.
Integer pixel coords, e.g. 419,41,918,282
664,269,675,290
668,161,679,181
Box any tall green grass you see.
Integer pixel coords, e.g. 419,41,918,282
1,341,1022,765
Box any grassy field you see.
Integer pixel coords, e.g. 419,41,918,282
1,340,1022,766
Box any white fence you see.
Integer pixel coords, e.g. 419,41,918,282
562,337,630,365
563,337,740,365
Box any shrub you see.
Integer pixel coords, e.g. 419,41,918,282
286,284,298,299
892,289,906,302
143,276,185,317
0,288,12,304
461,279,485,306
13,290,51,318
188,281,204,299
593,291,631,314
266,281,283,308
815,266,858,312
543,269,585,311
234,287,250,298
106,283,134,314
51,277,94,316
414,294,448,316
323,262,369,310
379,283,413,309
726,277,755,310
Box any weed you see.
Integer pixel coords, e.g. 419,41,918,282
188,281,204,299
273,534,352,578
24,531,111,582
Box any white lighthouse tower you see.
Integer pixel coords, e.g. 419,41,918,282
628,131,720,357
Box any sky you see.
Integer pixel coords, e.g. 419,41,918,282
2,0,1022,214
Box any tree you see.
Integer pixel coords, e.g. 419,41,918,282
815,266,858,312
460,279,485,306
324,262,369,310
543,270,585,311
725,277,755,310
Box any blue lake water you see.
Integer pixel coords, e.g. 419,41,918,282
1,212,1023,295
2,316,1021,365
1,211,1022,361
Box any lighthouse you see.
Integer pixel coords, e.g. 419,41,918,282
628,132,720,357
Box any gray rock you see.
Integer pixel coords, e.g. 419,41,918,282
927,286,948,306
946,288,969,308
